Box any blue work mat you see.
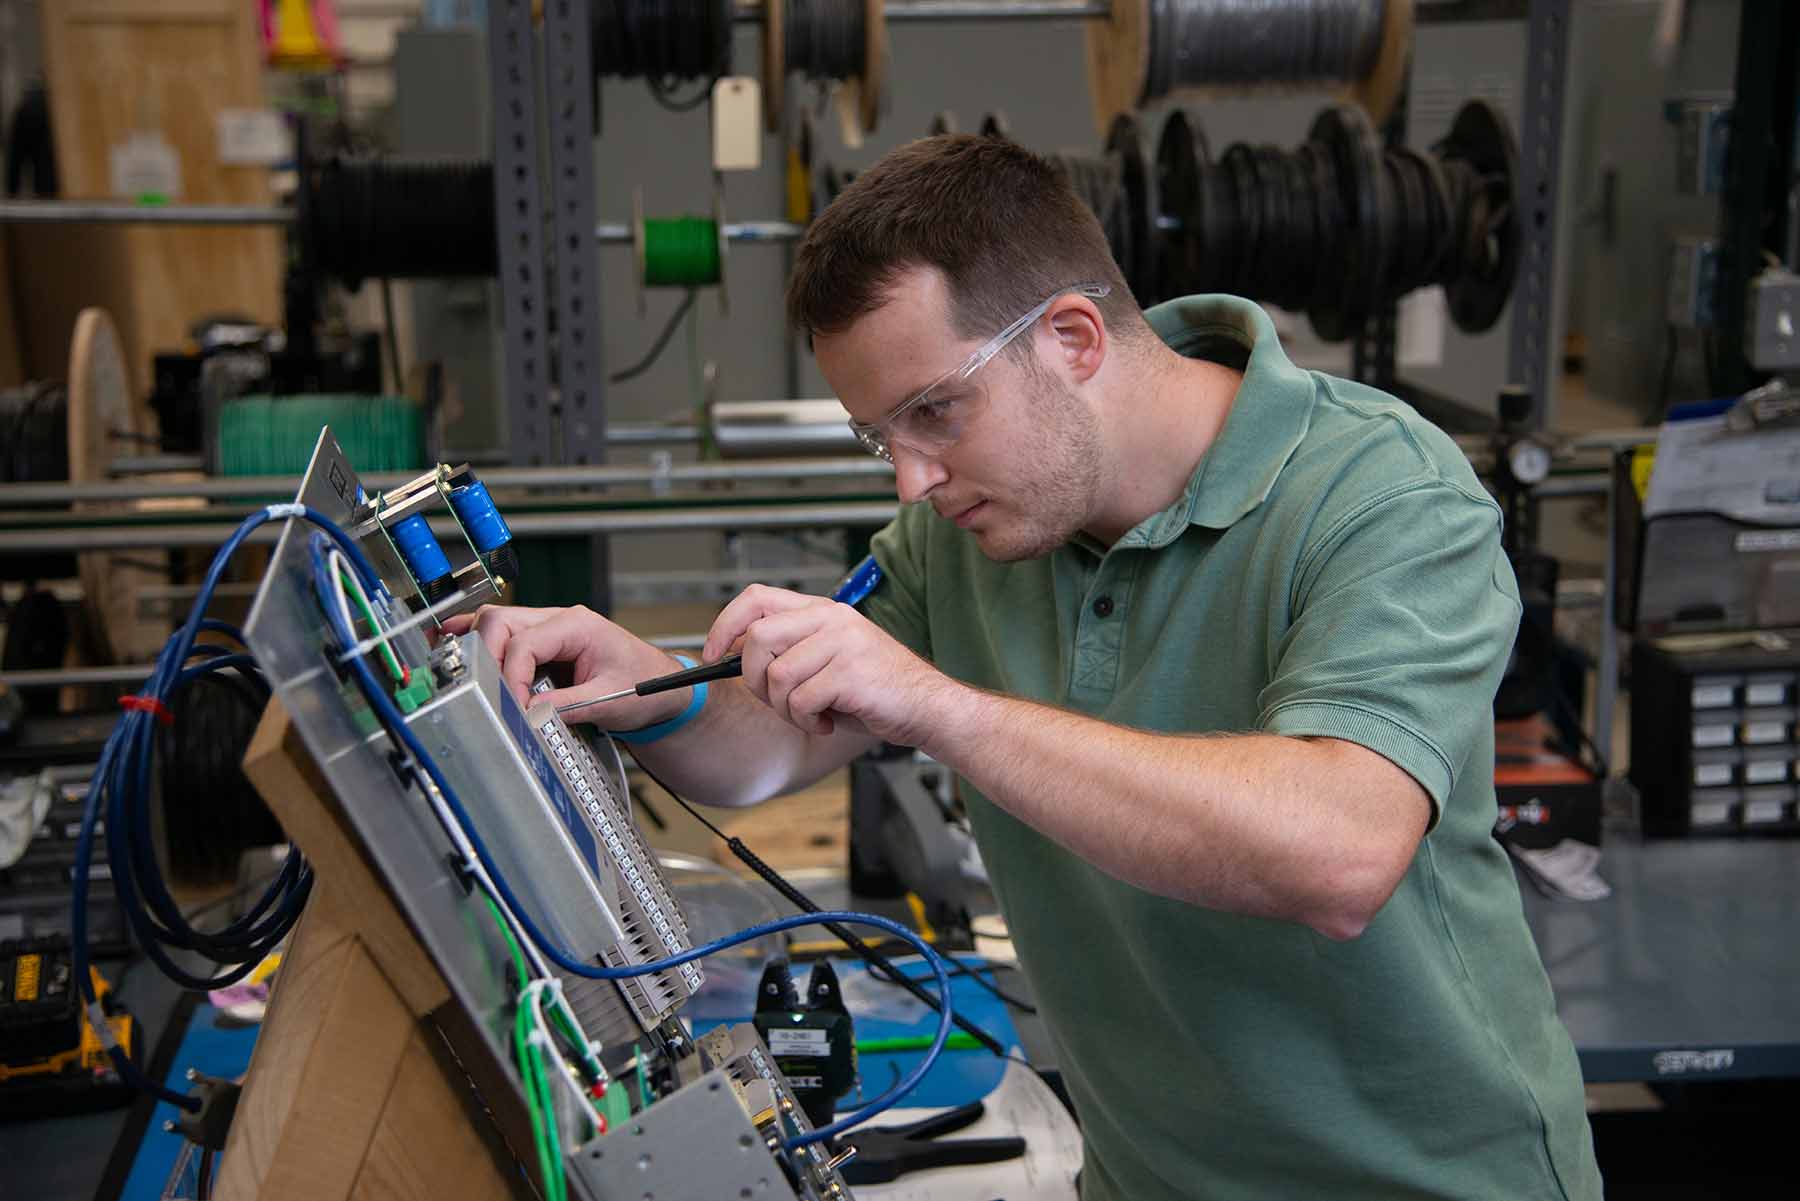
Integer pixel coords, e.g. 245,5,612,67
695,955,1022,1112
115,1002,261,1201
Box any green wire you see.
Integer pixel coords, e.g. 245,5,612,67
490,893,564,1201
336,567,407,683
634,1045,652,1109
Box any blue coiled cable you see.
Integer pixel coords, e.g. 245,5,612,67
72,506,386,1109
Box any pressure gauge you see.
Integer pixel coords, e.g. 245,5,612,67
1507,439,1553,486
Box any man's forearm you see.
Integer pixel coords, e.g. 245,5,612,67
923,686,1430,939
630,679,872,808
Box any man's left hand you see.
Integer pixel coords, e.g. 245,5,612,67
703,584,957,745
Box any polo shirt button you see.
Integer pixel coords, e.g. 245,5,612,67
1092,595,1115,618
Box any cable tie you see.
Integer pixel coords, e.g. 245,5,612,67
118,694,175,726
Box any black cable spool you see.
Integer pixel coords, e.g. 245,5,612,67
158,669,281,885
786,0,866,80
0,385,77,584
299,157,499,289
1278,147,1321,312
1436,99,1519,334
1306,104,1386,341
0,589,68,717
593,0,734,92
1154,109,1208,299
1104,113,1157,303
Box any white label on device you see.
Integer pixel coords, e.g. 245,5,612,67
1742,720,1789,745
1694,762,1735,787
766,1027,830,1054
1692,684,1737,709
109,131,181,200
1745,682,1791,706
217,109,290,165
1735,529,1800,553
1745,759,1791,784
1691,801,1734,826
1744,800,1786,824
1693,724,1736,748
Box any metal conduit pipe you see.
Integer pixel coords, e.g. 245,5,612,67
0,502,902,553
1,456,893,506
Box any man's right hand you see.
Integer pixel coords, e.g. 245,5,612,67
439,604,694,731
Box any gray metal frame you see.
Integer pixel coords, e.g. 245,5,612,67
544,0,608,465
489,0,555,466
1504,0,1571,431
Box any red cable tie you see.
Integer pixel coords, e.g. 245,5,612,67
118,694,175,726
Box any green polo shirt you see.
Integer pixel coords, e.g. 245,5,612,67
861,295,1600,1201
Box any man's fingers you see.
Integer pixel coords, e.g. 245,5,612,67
704,585,827,662
785,670,851,738
737,607,835,704
499,609,604,702
760,633,838,729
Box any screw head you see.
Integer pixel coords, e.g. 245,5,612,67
162,1120,178,1134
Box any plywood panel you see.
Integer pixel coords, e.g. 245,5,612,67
36,0,281,401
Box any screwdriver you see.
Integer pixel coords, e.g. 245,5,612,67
555,654,741,714
554,554,884,718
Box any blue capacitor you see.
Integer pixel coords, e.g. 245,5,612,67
447,480,513,553
391,511,453,593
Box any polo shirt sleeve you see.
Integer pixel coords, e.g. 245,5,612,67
861,503,933,661
1257,480,1521,822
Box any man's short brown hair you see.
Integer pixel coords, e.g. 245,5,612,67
786,134,1144,351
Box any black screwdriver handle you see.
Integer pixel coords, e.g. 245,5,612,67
634,652,744,697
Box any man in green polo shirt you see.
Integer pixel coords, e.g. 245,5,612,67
452,134,1600,1199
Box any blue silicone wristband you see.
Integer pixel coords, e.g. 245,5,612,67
610,655,707,745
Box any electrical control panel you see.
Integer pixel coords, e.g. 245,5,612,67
243,429,856,1201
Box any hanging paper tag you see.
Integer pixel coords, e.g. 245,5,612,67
712,77,762,172
109,131,181,203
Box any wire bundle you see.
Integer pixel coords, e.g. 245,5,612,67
301,158,498,287
592,0,734,110
214,393,425,477
71,504,377,1110
786,0,867,82
1145,0,1387,97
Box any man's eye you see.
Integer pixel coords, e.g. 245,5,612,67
912,397,957,427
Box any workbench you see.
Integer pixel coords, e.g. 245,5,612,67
1519,834,1800,1083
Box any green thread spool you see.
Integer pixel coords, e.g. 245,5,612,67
214,393,425,477
639,216,724,287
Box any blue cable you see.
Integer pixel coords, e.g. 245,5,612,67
309,534,952,1147
73,505,388,1110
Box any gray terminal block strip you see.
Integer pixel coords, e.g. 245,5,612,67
525,700,702,1024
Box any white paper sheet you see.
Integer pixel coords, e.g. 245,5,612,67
853,1059,1082,1201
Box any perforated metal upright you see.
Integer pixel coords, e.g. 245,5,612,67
1504,0,1570,432
488,0,612,608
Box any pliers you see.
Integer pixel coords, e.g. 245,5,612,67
831,1100,1026,1185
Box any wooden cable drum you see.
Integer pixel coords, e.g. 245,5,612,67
1085,0,1414,135
68,308,171,664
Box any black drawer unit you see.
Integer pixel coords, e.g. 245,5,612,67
1631,636,1800,836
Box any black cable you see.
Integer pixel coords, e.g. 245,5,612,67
609,290,695,383
197,1148,213,1201
303,158,497,288
863,958,1038,1016
631,756,1017,1058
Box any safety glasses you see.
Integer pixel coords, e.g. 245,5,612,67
848,283,1112,461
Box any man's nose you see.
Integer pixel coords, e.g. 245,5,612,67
891,444,948,504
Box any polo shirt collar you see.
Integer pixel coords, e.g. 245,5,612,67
1114,295,1316,547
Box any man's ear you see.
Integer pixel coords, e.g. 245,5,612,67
1046,297,1106,385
